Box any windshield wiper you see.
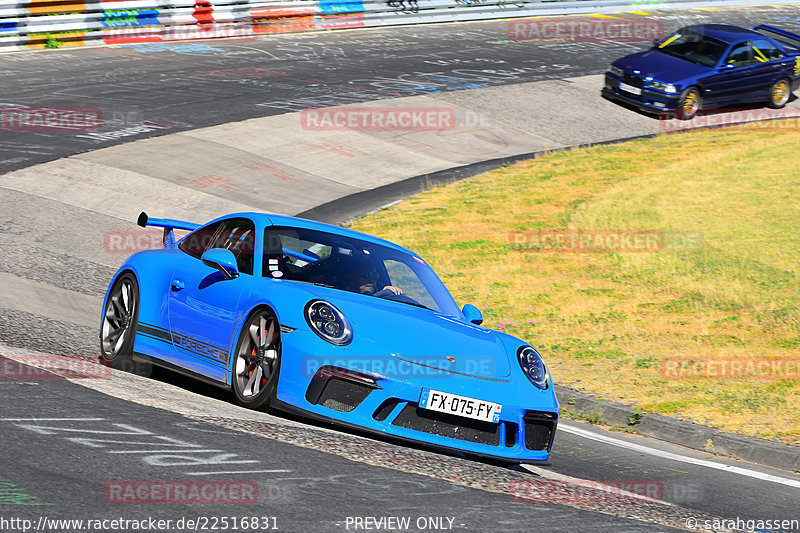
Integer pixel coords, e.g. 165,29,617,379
403,301,433,311
387,297,433,311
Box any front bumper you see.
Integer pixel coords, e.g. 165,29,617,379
602,73,682,114
275,330,559,463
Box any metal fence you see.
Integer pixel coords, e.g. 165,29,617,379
0,0,785,51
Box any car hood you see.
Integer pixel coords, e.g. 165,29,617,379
616,49,708,82
289,283,514,380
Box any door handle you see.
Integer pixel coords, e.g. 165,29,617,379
171,279,185,291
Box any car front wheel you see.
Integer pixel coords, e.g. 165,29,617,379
677,87,701,120
232,308,282,410
767,78,791,109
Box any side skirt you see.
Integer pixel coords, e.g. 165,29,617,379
132,352,230,390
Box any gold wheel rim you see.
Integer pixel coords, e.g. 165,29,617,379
683,92,698,113
773,81,788,104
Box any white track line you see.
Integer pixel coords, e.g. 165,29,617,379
185,470,291,476
0,417,105,421
558,423,800,489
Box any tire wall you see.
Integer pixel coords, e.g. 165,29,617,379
0,0,784,52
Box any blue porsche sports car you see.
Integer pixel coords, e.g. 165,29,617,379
100,212,558,463
603,24,800,119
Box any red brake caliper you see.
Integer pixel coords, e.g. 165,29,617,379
248,335,268,386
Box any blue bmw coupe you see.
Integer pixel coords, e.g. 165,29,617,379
603,24,800,119
100,212,558,463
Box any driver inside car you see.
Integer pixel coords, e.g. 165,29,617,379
348,259,403,297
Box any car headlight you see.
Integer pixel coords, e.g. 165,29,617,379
517,345,549,389
305,300,352,346
649,80,677,93
610,65,623,77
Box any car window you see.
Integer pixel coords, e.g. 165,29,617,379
725,43,754,67
753,28,798,52
751,39,783,62
263,226,461,316
383,259,438,311
179,218,255,275
655,28,728,68
178,223,213,258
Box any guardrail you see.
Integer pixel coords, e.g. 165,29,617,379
0,0,785,51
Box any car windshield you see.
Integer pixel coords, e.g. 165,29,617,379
263,226,462,317
655,28,729,67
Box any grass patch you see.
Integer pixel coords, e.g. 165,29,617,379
350,125,800,445
560,408,607,426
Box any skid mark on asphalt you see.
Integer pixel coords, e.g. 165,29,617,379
0,348,774,529
0,348,747,529
201,416,729,531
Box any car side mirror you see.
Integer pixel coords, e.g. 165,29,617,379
462,304,483,325
201,248,239,280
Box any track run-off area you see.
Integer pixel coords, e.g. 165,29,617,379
0,4,799,532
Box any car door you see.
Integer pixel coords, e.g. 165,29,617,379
701,42,760,106
751,38,788,98
167,217,256,381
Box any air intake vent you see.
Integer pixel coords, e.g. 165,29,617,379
305,366,377,412
504,422,518,447
523,411,558,451
373,399,402,421
392,404,500,446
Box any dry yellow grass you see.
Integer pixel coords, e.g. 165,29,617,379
350,125,800,445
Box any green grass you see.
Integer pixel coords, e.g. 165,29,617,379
350,125,800,445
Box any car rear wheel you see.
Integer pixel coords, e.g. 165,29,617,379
767,78,791,109
678,87,701,120
99,273,149,375
232,308,281,410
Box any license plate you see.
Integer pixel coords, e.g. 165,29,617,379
419,388,501,423
618,82,642,95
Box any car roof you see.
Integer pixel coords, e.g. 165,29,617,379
686,23,762,43
225,212,418,256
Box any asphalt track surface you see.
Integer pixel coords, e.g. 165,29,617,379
1,5,799,175
1,5,799,533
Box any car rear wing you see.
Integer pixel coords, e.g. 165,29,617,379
137,211,200,247
752,25,800,53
